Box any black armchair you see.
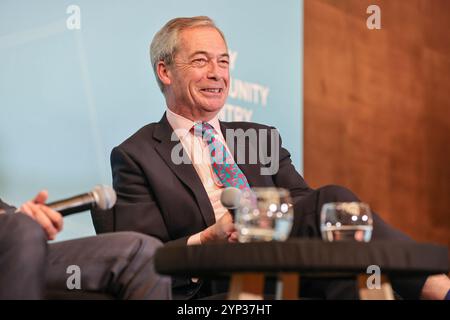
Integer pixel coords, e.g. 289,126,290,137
90,207,114,234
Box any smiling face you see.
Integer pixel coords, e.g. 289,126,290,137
159,27,230,121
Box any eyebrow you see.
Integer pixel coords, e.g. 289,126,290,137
188,51,230,59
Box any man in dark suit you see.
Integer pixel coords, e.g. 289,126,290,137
0,190,171,299
111,16,450,299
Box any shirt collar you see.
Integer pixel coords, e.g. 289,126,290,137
166,108,223,139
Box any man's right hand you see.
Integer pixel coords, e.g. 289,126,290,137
200,211,237,243
18,190,63,240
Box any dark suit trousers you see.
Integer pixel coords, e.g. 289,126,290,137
0,213,171,299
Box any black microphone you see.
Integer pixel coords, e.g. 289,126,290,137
220,187,242,219
46,185,116,217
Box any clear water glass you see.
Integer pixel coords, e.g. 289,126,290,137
320,202,373,242
235,188,294,243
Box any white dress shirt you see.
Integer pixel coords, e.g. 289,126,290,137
166,108,231,245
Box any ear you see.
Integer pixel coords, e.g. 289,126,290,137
156,61,172,86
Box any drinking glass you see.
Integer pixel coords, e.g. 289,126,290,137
235,188,294,242
320,202,373,242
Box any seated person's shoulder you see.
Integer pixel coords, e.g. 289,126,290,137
113,122,159,153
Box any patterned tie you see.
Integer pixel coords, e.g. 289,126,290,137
194,122,251,191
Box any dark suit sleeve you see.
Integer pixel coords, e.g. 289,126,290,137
270,127,313,201
0,199,17,215
111,146,189,246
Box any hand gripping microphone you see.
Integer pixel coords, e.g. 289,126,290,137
46,185,116,216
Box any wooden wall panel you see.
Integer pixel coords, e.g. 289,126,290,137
304,0,450,246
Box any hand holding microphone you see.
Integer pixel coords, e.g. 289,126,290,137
219,187,243,243
18,185,116,240
46,185,116,216
19,190,63,240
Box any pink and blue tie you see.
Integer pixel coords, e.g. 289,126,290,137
194,122,251,191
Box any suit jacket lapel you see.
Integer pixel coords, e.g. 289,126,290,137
153,113,216,227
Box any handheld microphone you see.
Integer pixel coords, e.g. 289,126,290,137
46,185,116,217
220,187,242,219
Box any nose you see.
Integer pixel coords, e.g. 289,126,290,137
206,60,220,80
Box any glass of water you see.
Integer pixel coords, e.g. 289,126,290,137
235,188,294,243
320,202,373,242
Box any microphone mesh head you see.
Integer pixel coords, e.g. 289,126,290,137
92,185,117,210
220,187,242,209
